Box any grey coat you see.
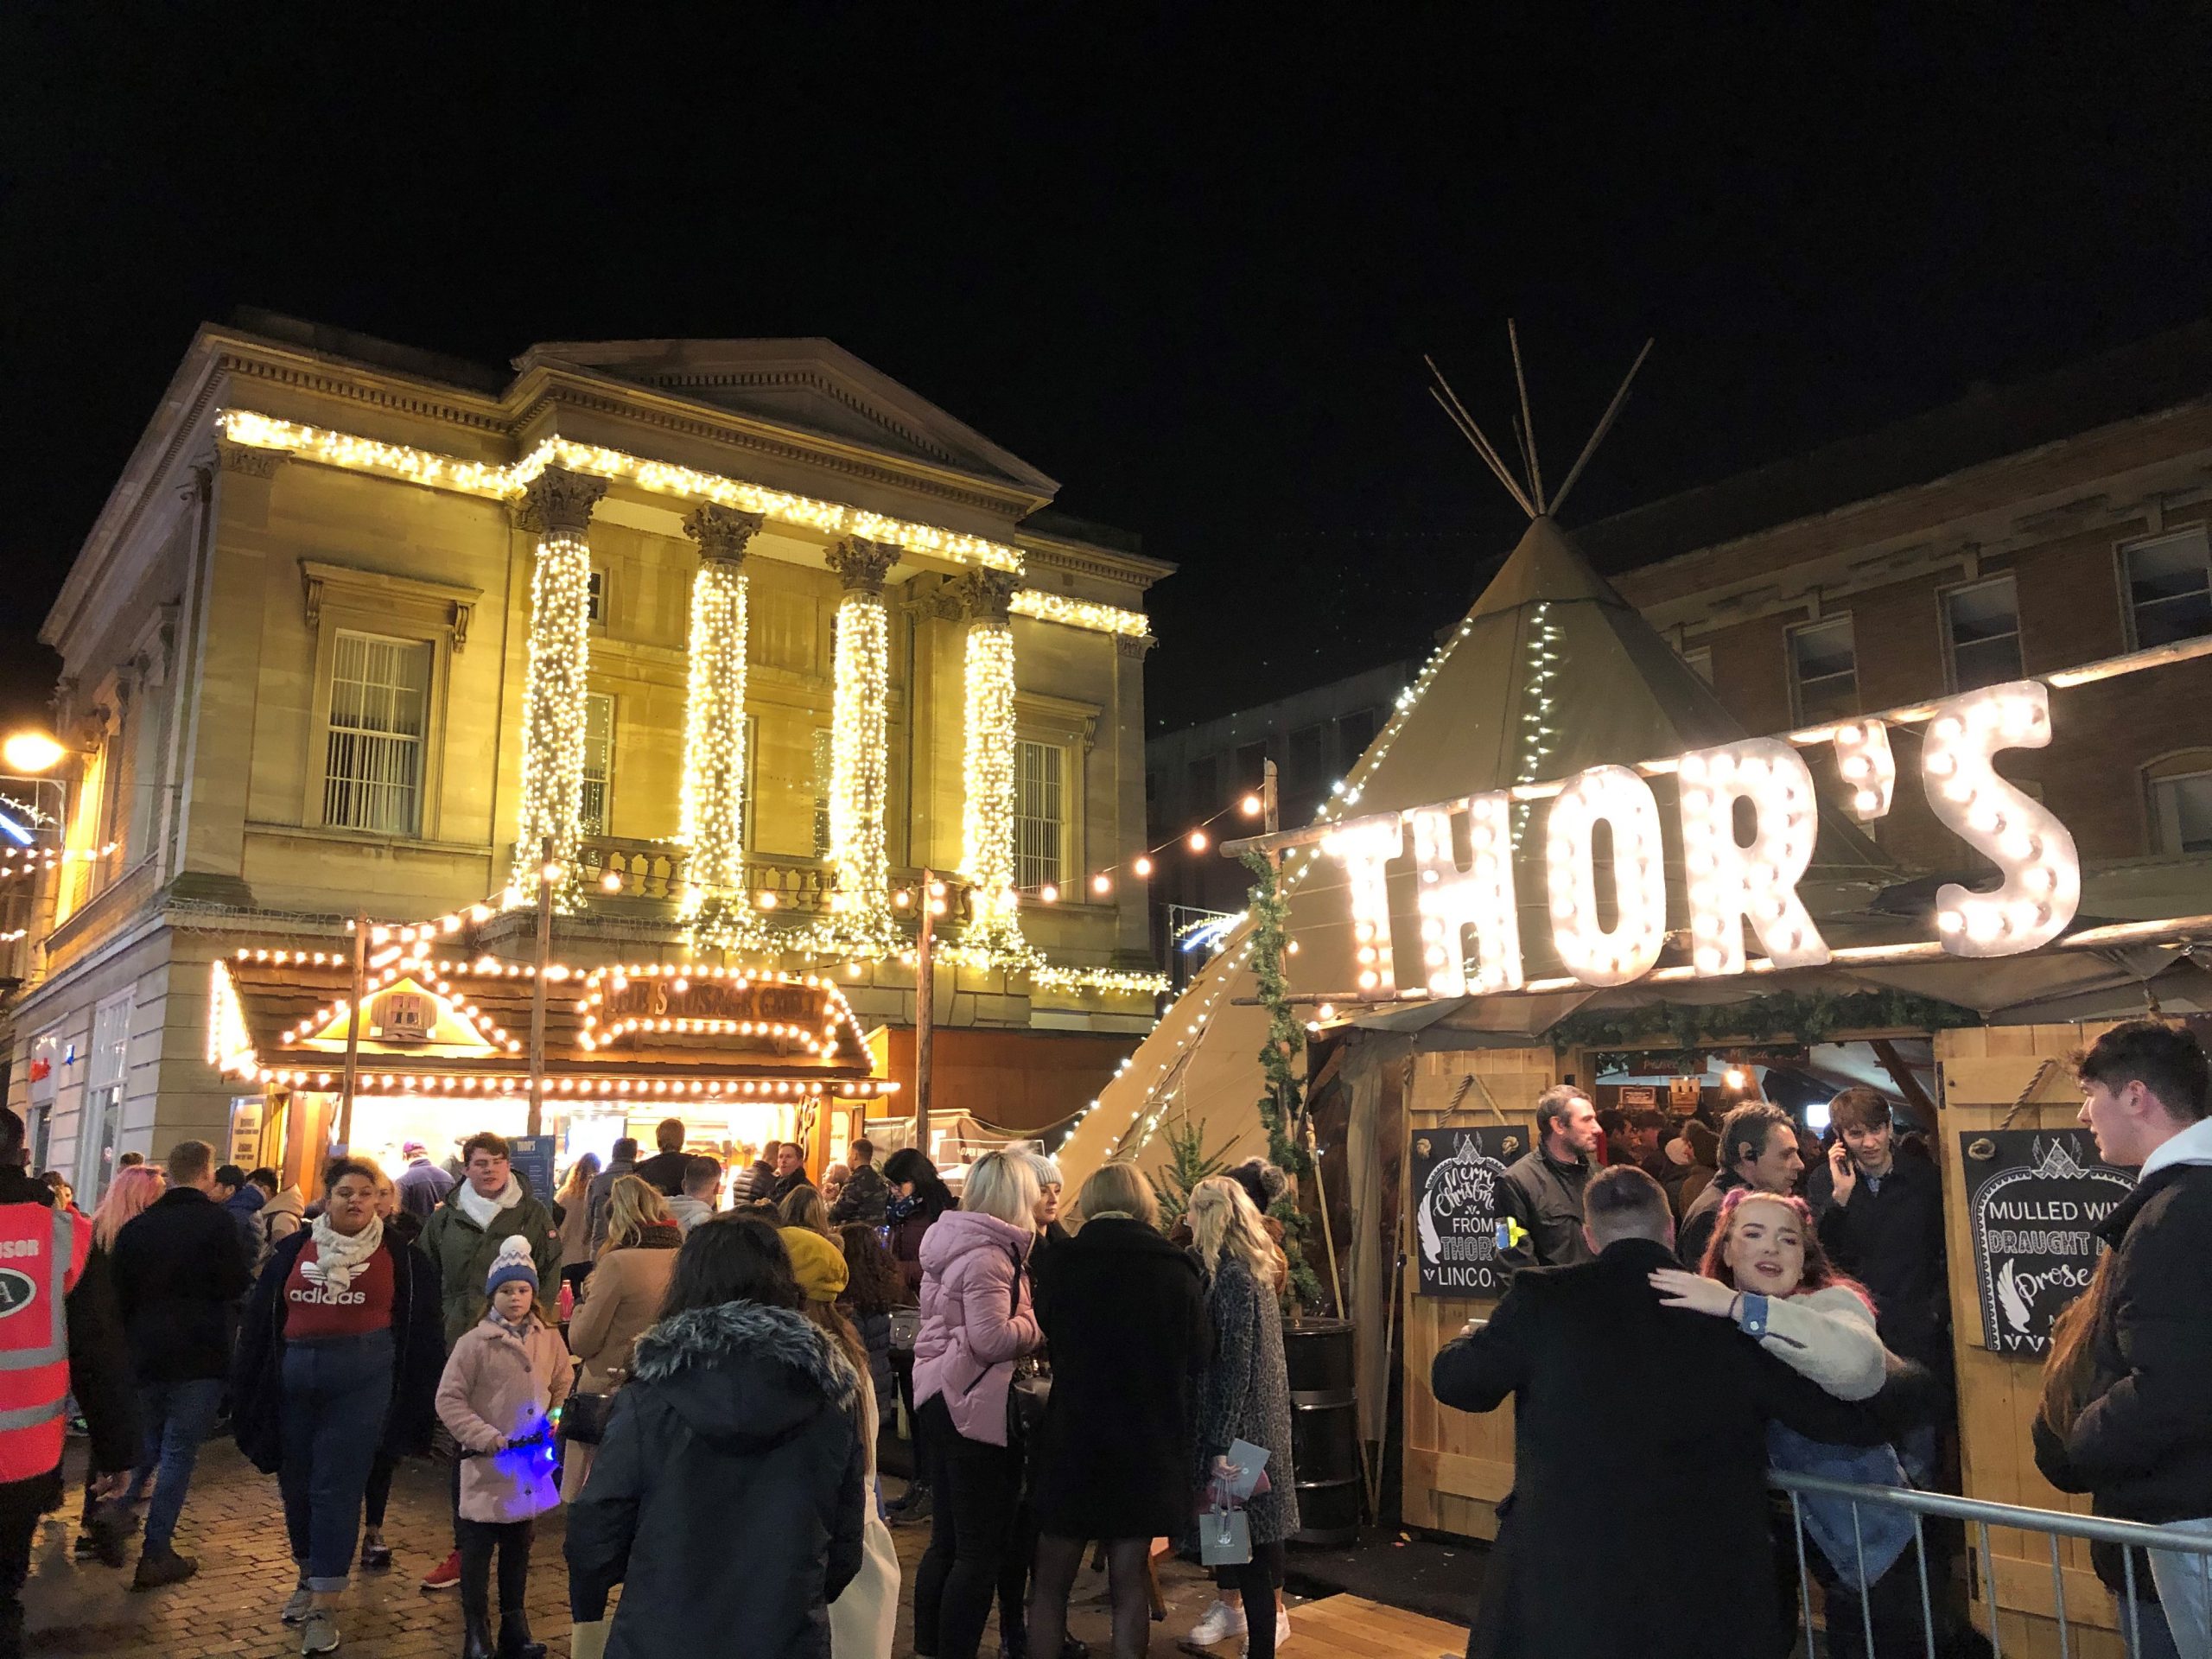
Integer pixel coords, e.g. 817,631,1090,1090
1196,1256,1300,1545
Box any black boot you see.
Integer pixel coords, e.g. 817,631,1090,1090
497,1609,546,1659
461,1573,496,1659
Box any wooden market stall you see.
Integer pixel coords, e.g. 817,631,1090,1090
208,944,899,1193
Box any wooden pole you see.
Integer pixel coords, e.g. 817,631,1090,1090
914,868,936,1160
336,909,367,1154
528,834,552,1137
1261,756,1280,836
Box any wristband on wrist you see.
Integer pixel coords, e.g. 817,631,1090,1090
1734,1292,1770,1338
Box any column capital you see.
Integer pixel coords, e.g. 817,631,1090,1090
514,467,607,537
684,503,766,564
953,568,1020,624
826,537,900,596
215,437,284,479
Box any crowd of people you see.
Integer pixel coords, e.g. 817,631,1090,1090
1447,1020,2212,1659
0,1114,1303,1659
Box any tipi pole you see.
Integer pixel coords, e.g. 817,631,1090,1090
1424,359,1536,518
1549,337,1654,517
1507,320,1545,512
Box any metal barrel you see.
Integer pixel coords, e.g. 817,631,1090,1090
1284,1318,1360,1547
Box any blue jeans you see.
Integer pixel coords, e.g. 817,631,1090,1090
278,1332,393,1592
131,1376,225,1554
2149,1518,2212,1659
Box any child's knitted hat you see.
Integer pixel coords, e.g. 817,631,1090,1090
485,1234,539,1298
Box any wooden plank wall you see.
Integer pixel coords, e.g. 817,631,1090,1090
1937,1021,2135,1659
1398,1046,1559,1541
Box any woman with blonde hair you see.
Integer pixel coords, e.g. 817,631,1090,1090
911,1150,1046,1659
1026,1160,1209,1659
779,1182,835,1237
563,1174,681,1500
554,1152,601,1303
1182,1176,1299,1659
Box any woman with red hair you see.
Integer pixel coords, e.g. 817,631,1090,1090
1650,1187,1925,1659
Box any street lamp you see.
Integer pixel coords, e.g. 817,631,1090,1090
2,732,67,774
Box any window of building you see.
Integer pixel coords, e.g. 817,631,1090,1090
323,631,431,836
1788,616,1858,724
1185,753,1219,818
579,693,614,837
1681,645,1714,685
2122,527,2212,649
1942,575,2024,690
1287,725,1325,793
79,992,132,1205
1016,741,1065,892
1234,741,1269,793
1336,708,1379,770
587,567,608,631
2147,752,2212,854
811,727,835,859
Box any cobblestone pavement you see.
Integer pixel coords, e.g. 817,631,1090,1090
27,1440,1234,1658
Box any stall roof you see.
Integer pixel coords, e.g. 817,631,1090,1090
211,950,889,1102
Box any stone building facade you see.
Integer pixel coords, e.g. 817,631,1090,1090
8,314,1169,1198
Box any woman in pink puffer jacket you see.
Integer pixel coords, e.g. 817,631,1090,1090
909,1152,1044,1659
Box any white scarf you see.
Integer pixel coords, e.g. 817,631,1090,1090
456,1173,524,1230
302,1211,385,1291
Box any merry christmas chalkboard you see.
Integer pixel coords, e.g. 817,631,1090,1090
1411,1122,1533,1299
1961,1129,2133,1357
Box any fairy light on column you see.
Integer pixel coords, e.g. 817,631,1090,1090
1407,791,1523,996
1923,680,2080,955
1318,812,1403,995
1546,765,1667,987
679,504,764,939
508,467,607,903
1677,740,1831,976
957,569,1025,955
1831,719,1897,820
824,537,899,950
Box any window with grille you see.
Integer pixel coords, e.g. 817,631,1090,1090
588,567,608,629
1016,741,1065,892
323,631,430,836
1788,616,1858,724
1943,575,2024,690
2123,528,2212,649
579,693,613,837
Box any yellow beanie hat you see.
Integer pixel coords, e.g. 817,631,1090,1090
779,1226,849,1304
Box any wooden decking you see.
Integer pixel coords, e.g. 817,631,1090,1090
1283,1593,1467,1659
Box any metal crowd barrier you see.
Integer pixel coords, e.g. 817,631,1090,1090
1769,1468,2212,1659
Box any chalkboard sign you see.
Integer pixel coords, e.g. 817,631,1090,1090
1411,1122,1533,1299
1961,1129,2133,1357
509,1135,557,1208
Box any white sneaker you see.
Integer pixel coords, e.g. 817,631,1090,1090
300,1609,340,1654
281,1582,315,1625
1238,1610,1291,1656
1185,1599,1248,1648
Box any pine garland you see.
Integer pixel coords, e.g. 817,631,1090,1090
1243,850,1325,1310
1545,987,1979,1068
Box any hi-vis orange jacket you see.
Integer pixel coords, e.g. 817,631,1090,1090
0,1200,92,1483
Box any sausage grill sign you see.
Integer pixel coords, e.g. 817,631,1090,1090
1412,1123,1531,1298
1961,1130,2132,1356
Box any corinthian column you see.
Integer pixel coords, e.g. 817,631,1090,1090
957,569,1025,955
823,537,900,949
680,505,765,933
509,466,607,900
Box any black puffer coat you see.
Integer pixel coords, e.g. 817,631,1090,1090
566,1300,866,1659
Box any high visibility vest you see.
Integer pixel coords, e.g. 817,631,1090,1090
0,1202,90,1483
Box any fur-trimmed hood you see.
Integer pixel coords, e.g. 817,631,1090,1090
630,1300,858,1451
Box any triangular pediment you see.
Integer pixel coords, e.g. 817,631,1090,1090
518,337,1058,499
297,976,506,1058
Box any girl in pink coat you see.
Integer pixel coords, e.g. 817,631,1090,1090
436,1235,571,1659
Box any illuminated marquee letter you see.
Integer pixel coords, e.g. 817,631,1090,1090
1831,719,1897,821
1405,791,1523,997
1678,740,1831,976
1546,766,1667,988
1922,680,2079,956
1319,813,1403,995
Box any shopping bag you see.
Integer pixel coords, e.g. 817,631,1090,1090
1199,1504,1253,1567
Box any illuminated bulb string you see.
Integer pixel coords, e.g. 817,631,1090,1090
510,531,593,902
960,620,1025,955
825,592,896,951
679,557,755,942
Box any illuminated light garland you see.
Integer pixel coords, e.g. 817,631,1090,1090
1545,765,1668,987
1677,740,1831,976
1832,719,1897,820
207,961,253,1074
1407,791,1523,996
1027,963,1171,996
823,540,899,952
508,467,606,902
1923,681,2080,956
957,571,1025,955
1510,601,1564,841
679,505,763,945
1007,590,1151,640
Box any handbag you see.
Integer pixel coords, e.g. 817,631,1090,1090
562,1365,626,1447
1004,1254,1049,1440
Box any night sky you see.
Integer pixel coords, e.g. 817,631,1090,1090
6,9,2209,737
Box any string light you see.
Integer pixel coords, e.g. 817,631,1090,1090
957,572,1025,955
1923,681,2079,955
823,540,898,952
1678,740,1831,976
1006,589,1151,640
1187,829,1209,853
678,505,762,944
507,467,606,902
1407,791,1523,997
1546,765,1667,987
